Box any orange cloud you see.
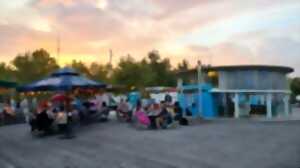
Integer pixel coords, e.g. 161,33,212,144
0,0,299,75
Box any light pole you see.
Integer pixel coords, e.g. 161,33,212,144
197,60,203,117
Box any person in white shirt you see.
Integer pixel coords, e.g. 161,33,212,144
117,99,132,122
10,98,16,114
20,98,30,123
56,106,67,133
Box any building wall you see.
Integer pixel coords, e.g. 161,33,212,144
218,70,289,90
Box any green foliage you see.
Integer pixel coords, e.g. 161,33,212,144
290,77,300,96
5,48,181,89
146,50,176,86
112,55,155,88
0,63,14,81
111,51,176,88
89,62,111,83
11,49,59,84
177,59,189,71
69,60,91,77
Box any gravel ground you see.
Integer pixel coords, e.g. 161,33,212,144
0,117,299,168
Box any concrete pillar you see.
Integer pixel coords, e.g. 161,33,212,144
234,93,240,118
224,93,228,117
283,95,290,117
198,84,202,117
266,93,272,119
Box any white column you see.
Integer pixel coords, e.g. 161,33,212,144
283,95,290,117
266,93,272,119
234,93,240,118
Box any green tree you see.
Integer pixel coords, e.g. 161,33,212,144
12,49,59,84
112,55,154,89
147,50,176,86
148,50,160,63
0,63,14,81
69,60,91,77
89,62,110,83
290,77,300,96
177,59,189,71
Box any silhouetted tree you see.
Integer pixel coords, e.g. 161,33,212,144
177,59,189,71
12,49,59,84
0,63,14,81
291,77,300,96
69,60,91,77
89,62,110,83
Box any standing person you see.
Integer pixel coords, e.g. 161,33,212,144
10,98,16,115
20,98,30,123
95,93,103,113
31,97,38,112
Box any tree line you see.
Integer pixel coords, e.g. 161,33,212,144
0,49,190,89
2,48,300,97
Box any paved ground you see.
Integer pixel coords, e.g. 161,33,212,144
0,117,300,168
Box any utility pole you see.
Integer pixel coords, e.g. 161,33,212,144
109,49,113,67
197,60,203,117
56,33,61,63
107,49,113,78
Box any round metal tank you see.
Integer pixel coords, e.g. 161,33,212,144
209,65,294,90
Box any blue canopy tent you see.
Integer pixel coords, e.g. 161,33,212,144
17,67,106,92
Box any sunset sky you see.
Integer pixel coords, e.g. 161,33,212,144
0,0,300,74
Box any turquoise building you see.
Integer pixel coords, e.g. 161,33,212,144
177,65,294,119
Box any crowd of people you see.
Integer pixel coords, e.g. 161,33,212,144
0,93,192,138
0,98,36,126
0,93,112,138
26,93,112,138
117,98,190,129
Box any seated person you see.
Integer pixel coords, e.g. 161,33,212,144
117,99,132,122
55,106,68,134
174,102,183,121
36,105,54,134
99,102,110,122
134,101,150,128
174,102,189,126
147,103,161,129
159,107,174,129
29,111,38,132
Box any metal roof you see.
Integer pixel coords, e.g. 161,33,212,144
176,65,294,74
207,65,294,73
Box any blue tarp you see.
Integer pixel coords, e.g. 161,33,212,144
18,67,106,92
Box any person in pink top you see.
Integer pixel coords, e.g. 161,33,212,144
134,101,150,127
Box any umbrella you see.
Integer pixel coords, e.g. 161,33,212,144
51,94,72,102
18,67,106,92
